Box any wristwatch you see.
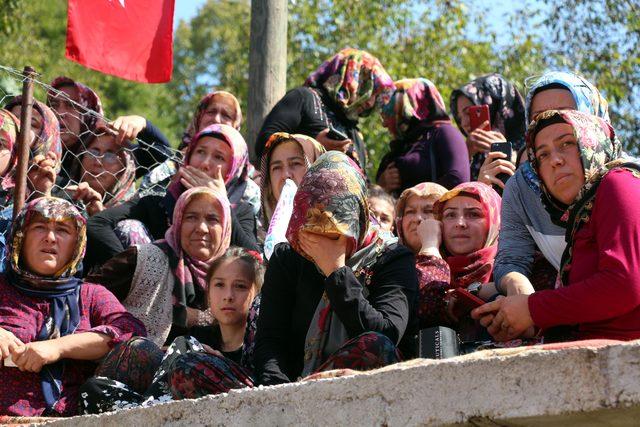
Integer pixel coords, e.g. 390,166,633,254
467,281,483,296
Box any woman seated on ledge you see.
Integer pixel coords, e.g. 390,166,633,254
0,197,156,417
474,110,640,342
408,182,502,341
254,152,418,386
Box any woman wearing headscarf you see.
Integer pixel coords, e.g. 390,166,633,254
493,72,611,298
0,197,157,417
394,182,448,328
255,48,395,170
410,182,501,337
0,109,19,205
85,124,259,272
474,110,640,342
377,79,469,195
46,76,170,187
259,132,325,229
87,186,232,346
254,152,418,386
138,90,245,198
450,73,526,180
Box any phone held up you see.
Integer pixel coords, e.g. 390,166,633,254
468,104,491,132
326,124,349,141
490,141,513,195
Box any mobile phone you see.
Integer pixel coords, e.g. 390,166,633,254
469,105,491,132
451,287,485,318
327,125,348,141
490,142,514,192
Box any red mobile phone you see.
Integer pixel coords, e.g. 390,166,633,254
451,287,485,318
469,105,491,132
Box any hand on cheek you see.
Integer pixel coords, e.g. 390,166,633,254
299,231,347,277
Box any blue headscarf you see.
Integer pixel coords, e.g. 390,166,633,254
6,197,86,411
521,71,610,193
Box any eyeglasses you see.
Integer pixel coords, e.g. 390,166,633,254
86,148,121,164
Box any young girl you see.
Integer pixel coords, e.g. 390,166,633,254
80,247,264,413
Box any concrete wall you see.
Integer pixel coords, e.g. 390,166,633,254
43,340,640,426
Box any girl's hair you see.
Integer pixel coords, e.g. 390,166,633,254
367,184,397,208
205,246,266,294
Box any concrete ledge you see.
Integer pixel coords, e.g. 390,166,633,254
42,340,640,426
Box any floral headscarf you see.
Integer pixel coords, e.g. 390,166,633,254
78,125,137,208
6,196,86,410
0,109,19,178
4,97,62,173
290,152,399,376
260,132,325,227
305,48,395,121
158,186,231,327
434,182,502,287
520,71,611,195
181,91,242,148
450,73,526,180
47,76,104,147
394,182,447,245
381,78,451,141
525,110,631,286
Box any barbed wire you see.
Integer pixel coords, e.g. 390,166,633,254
0,64,183,215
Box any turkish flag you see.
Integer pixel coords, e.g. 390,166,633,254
65,0,175,83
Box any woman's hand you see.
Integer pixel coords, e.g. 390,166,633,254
466,122,506,157
471,294,534,341
66,183,105,216
0,327,23,360
302,368,359,382
501,272,536,296
109,115,147,144
377,162,401,192
478,151,516,189
27,152,58,196
315,128,353,152
179,165,226,194
11,340,62,373
299,231,348,277
417,218,442,257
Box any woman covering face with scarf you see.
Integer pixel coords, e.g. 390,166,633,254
85,123,259,272
493,71,612,299
87,186,232,346
474,110,640,343
255,48,395,171
377,78,469,195
254,152,418,385
0,197,152,417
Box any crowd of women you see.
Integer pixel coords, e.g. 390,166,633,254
0,47,639,418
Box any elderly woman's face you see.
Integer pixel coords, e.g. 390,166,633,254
269,141,307,202
188,136,232,180
180,195,223,261
441,196,488,256
200,99,237,130
529,88,576,122
81,134,126,196
534,123,585,204
21,214,78,276
49,85,83,149
401,194,438,253
9,105,42,147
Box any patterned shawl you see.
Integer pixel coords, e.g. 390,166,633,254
520,71,611,195
181,91,242,148
394,182,448,245
6,197,86,410
47,76,104,148
260,132,325,227
381,78,451,141
449,73,526,179
168,124,249,206
305,48,395,121
525,110,631,286
286,152,398,376
434,182,502,287
156,186,231,327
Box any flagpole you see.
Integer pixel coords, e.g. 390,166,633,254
13,66,36,219
247,0,288,162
